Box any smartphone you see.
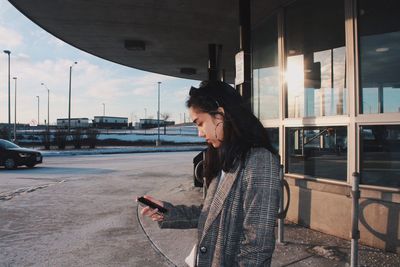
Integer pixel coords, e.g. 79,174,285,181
137,196,168,213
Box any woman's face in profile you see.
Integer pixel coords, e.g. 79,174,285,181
189,107,224,148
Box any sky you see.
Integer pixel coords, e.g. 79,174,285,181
0,0,198,126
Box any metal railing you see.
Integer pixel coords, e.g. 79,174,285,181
351,172,360,267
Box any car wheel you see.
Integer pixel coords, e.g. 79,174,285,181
26,163,36,168
4,158,16,169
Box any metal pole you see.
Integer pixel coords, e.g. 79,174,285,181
277,164,285,243
351,172,360,267
13,77,17,141
68,66,72,132
144,108,147,134
157,81,161,146
47,88,50,129
41,83,50,130
36,96,40,126
102,103,105,116
68,61,77,132
3,50,11,139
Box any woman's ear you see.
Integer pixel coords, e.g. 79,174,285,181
217,107,225,116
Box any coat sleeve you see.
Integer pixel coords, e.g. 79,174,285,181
158,201,203,229
236,150,281,266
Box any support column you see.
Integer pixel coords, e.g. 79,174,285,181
237,0,251,110
208,44,223,81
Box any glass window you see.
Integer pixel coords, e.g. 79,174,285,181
252,15,279,120
285,0,347,118
266,128,279,152
358,0,400,114
360,125,400,187
286,126,347,180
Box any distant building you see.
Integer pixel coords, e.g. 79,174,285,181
135,119,175,129
93,116,128,128
57,118,89,128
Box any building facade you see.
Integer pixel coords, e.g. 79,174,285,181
57,118,89,128
135,119,175,129
92,116,128,128
250,0,399,253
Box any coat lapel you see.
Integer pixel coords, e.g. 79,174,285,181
200,161,242,242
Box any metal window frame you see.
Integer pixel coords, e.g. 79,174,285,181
255,0,398,191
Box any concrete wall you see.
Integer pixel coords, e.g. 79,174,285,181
285,176,400,253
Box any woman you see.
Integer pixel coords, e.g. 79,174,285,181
140,81,280,266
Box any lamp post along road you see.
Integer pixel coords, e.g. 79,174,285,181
47,88,50,129
13,77,17,141
41,83,50,130
157,81,161,146
3,50,11,139
144,108,147,134
68,61,77,132
36,96,40,126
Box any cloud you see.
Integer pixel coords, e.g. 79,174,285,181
0,25,23,47
85,79,128,100
131,86,154,97
129,73,175,97
174,88,189,101
47,36,66,47
0,55,195,124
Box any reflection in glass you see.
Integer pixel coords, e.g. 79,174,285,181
285,0,347,118
266,128,279,152
252,15,279,120
359,0,400,114
360,125,400,187
287,126,347,180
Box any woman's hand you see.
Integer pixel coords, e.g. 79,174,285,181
137,195,165,222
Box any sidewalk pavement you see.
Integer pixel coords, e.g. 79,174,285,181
38,146,399,266
138,178,400,267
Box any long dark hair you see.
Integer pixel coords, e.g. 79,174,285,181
186,81,277,184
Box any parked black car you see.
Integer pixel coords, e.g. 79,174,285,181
0,139,42,169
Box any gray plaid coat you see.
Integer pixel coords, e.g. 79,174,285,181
159,147,280,267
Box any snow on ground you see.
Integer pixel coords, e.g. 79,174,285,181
40,145,206,157
97,133,204,143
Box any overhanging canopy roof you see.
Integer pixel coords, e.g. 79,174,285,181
9,0,240,83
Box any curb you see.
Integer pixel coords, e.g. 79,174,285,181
41,146,206,157
136,205,177,267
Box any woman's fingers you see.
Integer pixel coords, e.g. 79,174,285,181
151,211,164,222
136,195,164,222
140,206,152,216
140,206,164,221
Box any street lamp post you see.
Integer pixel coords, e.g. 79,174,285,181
13,77,17,141
144,108,147,134
157,81,161,146
36,96,40,126
3,50,11,139
68,61,77,132
41,83,50,130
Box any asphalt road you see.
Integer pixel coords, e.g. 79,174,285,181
0,152,199,266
